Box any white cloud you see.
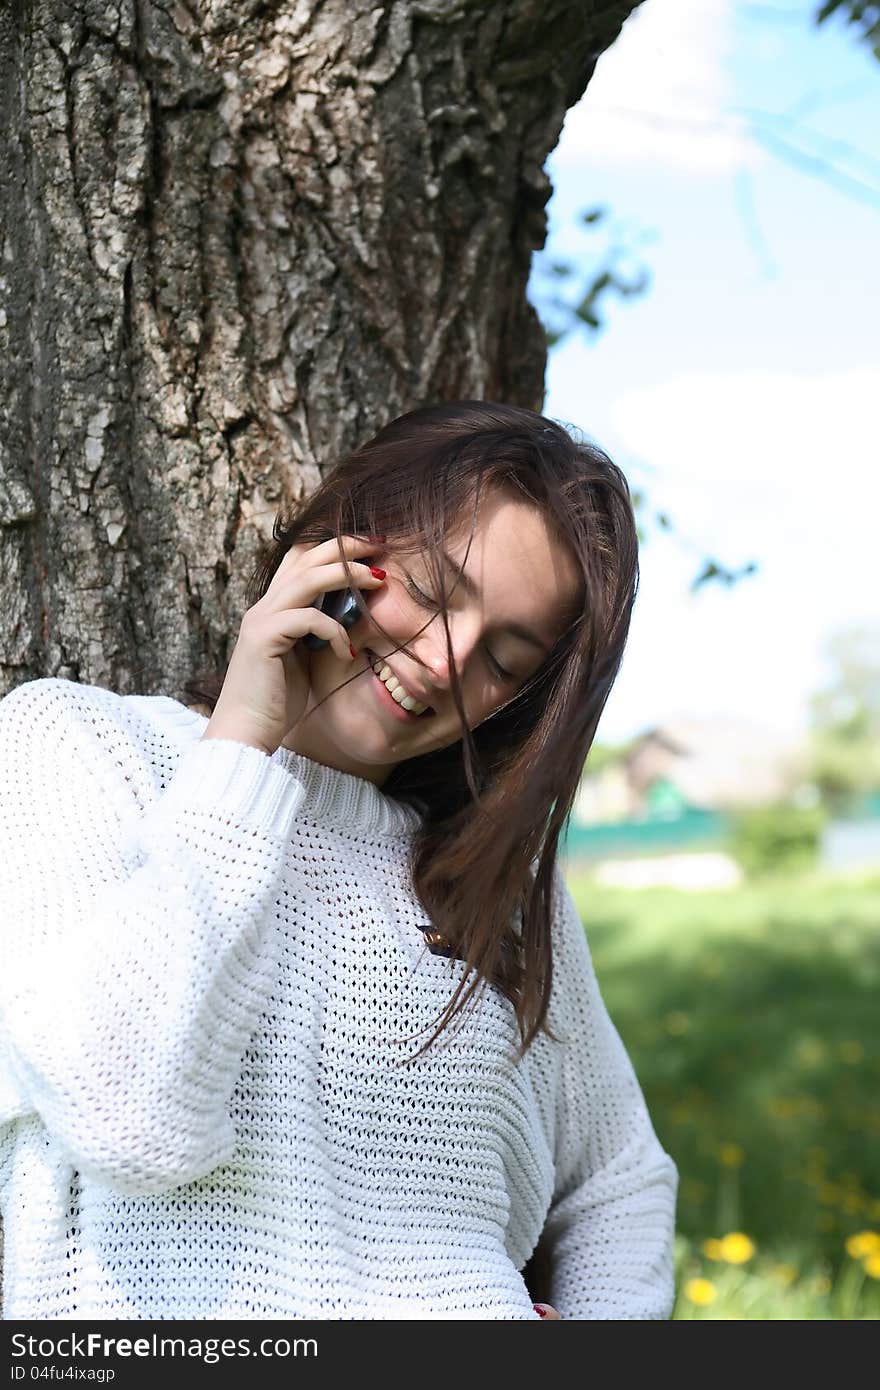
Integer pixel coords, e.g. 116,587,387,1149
590,364,880,741
612,363,879,506
550,0,763,175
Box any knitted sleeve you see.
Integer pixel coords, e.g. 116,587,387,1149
540,867,679,1319
0,678,306,1198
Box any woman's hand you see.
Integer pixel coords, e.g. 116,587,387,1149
202,533,385,756
533,1303,562,1319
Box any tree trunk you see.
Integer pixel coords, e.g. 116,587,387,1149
0,0,641,1302
0,0,640,702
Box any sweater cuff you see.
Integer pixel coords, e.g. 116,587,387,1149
154,736,308,840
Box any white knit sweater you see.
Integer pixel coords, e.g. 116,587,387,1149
0,677,677,1320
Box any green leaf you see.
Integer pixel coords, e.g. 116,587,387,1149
691,560,722,592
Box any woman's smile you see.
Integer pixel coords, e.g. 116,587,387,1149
363,647,436,724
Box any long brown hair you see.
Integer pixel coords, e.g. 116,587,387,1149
181,401,639,1061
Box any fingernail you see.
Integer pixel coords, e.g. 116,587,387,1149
369,567,386,579
349,643,356,658
533,1304,548,1317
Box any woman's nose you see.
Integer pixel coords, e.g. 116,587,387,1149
414,613,479,690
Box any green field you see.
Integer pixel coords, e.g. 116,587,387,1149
563,866,880,1319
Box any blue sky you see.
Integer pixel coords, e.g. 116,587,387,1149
530,0,880,745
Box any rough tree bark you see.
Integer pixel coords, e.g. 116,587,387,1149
0,0,642,1305
0,0,641,701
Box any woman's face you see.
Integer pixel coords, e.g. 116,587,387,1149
281,489,583,786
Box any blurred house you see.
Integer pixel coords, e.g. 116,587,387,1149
563,719,880,881
573,716,807,826
572,762,636,823
820,789,880,872
593,851,744,890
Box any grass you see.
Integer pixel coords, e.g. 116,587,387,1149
562,865,880,1319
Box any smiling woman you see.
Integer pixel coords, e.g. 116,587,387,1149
274,486,583,780
185,400,636,1059
0,400,677,1321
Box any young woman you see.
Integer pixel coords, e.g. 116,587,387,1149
0,400,677,1320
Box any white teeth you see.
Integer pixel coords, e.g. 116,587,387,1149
370,656,429,715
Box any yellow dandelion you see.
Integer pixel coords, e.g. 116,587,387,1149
845,1230,880,1260
796,1036,827,1067
702,1238,724,1261
664,1011,690,1035
864,1252,880,1279
837,1040,864,1065
683,1179,709,1202
684,1278,717,1306
841,1193,865,1215
718,1232,755,1264
718,1142,745,1168
772,1264,797,1286
767,1096,795,1118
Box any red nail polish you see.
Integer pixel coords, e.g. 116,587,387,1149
350,643,356,658
370,567,386,579
533,1304,548,1317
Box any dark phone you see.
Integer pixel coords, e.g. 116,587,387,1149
302,558,376,650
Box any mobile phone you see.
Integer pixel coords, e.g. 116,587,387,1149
302,558,375,650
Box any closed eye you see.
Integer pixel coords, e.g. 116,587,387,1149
404,575,517,683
